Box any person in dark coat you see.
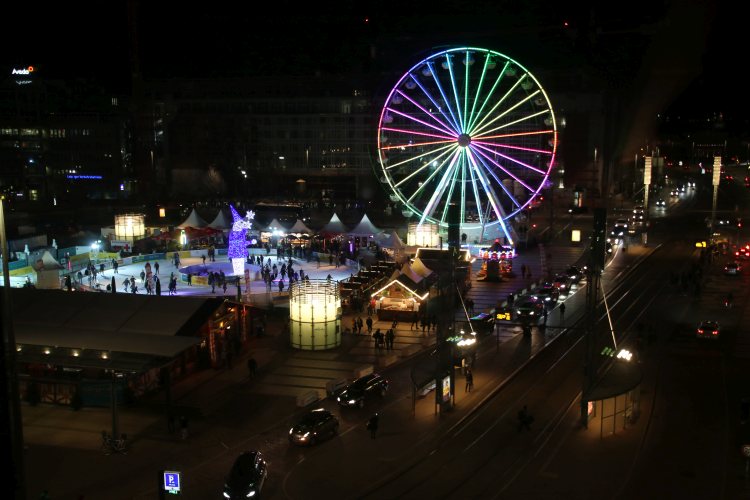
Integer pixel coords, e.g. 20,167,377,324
367,413,379,438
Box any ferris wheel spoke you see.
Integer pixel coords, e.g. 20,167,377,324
468,70,525,136
394,90,459,137
420,152,461,225
470,144,535,193
440,155,463,223
426,63,463,134
466,60,509,134
385,107,458,138
464,51,470,136
471,142,547,175
475,109,551,138
466,149,512,240
394,145,457,187
471,139,553,156
380,127,456,142
408,73,461,134
385,143,455,171
470,89,541,137
467,155,485,227
466,53,492,137
471,150,524,211
445,54,465,131
474,129,554,141
406,147,459,201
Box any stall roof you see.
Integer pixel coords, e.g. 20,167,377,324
348,214,381,236
321,213,348,233
207,209,232,229
263,218,288,232
177,208,208,229
10,288,222,371
376,230,405,249
371,278,429,301
288,219,314,234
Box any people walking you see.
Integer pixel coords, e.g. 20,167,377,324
247,357,257,380
154,262,160,275
465,368,474,393
366,317,373,334
517,405,533,432
559,302,566,320
367,413,379,439
386,328,395,350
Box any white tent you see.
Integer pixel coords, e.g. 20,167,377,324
377,230,405,249
321,213,348,233
36,250,63,270
177,208,208,229
348,214,381,236
400,262,424,283
288,219,314,234
207,209,232,229
264,218,287,233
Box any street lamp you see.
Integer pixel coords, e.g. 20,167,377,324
91,240,101,262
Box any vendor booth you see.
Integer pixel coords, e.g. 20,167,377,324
371,279,428,321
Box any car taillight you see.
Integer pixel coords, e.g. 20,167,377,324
712,330,718,335
697,329,703,335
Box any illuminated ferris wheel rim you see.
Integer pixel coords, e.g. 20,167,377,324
377,46,558,234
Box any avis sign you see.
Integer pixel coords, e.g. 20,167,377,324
11,66,34,75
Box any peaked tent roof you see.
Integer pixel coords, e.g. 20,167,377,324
288,219,314,234
321,213,348,233
348,214,381,236
177,208,208,229
207,209,232,229
35,250,63,270
264,218,287,232
400,262,424,283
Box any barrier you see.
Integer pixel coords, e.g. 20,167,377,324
353,364,374,378
325,378,349,398
296,389,320,408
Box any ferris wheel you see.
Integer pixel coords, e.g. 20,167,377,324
377,47,557,243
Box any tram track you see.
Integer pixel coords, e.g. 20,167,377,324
360,241,697,499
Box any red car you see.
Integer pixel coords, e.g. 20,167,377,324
696,320,720,339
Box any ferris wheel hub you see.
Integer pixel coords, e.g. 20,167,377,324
457,134,472,147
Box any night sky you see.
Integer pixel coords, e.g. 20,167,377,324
0,1,745,118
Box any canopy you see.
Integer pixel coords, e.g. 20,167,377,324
264,218,287,233
376,231,405,249
348,214,381,236
321,213,348,233
207,209,232,229
400,262,424,283
177,208,208,229
288,219,314,234
410,257,434,278
35,250,63,270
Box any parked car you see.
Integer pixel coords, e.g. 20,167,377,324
514,296,544,321
288,408,339,446
724,261,741,276
533,282,560,305
696,320,720,339
551,273,572,293
564,265,585,284
336,373,389,408
223,451,267,499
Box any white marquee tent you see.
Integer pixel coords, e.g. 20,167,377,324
177,208,208,229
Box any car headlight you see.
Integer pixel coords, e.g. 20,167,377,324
303,432,310,438
247,490,256,497
336,396,341,402
515,310,521,315
224,493,231,499
348,399,356,404
289,428,294,435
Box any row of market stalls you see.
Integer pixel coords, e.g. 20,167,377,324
170,208,407,250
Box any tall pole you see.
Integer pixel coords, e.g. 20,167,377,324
0,198,26,499
711,156,722,241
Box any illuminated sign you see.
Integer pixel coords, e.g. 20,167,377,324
695,241,707,248
66,175,103,180
441,376,450,403
163,471,181,494
496,311,511,321
11,66,34,75
571,229,581,243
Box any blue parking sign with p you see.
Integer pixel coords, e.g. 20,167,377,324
163,471,181,493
